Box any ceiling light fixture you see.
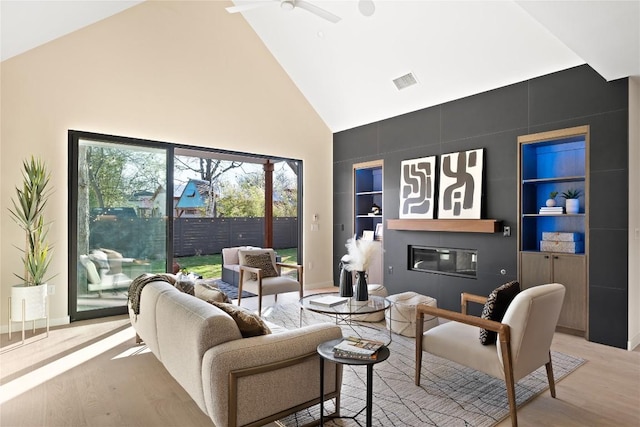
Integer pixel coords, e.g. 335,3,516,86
358,0,375,17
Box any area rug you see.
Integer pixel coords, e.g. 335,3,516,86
265,303,586,427
213,279,256,300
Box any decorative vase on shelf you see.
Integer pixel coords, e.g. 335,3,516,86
355,271,368,301
565,199,579,214
546,198,556,207
338,262,354,298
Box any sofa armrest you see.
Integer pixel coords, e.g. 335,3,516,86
202,323,342,427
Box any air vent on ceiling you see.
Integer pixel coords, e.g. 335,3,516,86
393,72,418,90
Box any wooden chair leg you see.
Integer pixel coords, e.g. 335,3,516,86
545,353,557,398
237,272,244,307
500,341,518,427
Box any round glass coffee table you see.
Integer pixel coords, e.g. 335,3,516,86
300,292,391,343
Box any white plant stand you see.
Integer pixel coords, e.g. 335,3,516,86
8,295,49,345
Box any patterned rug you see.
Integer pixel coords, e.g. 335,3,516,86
214,279,256,300
264,303,586,427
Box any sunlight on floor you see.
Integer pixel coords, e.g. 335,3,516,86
0,326,135,405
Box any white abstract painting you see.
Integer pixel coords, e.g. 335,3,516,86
399,156,436,219
438,149,483,219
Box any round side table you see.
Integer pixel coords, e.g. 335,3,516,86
317,338,390,427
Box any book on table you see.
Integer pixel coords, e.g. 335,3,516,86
309,295,348,307
332,336,384,360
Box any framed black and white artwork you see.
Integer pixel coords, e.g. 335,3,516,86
399,156,436,219
438,149,483,219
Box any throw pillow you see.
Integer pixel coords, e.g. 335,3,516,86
174,279,195,296
244,253,278,281
196,281,231,303
209,301,271,338
479,280,521,345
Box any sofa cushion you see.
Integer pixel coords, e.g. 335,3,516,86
479,281,521,345
243,253,279,281
210,302,271,338
196,281,231,303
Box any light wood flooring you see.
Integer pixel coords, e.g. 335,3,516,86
1,289,639,427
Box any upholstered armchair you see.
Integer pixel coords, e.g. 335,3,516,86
415,283,566,427
237,248,303,315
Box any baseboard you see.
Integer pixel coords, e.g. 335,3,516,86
628,331,640,351
1,316,70,334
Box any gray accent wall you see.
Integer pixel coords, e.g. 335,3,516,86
333,65,629,349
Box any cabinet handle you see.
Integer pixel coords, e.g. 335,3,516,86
544,255,550,259
553,256,559,259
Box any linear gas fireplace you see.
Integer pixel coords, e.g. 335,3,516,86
409,246,477,278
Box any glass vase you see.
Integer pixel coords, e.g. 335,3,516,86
355,271,368,301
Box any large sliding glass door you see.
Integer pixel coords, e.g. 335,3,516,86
69,132,170,321
69,131,303,321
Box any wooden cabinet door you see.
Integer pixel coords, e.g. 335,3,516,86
520,252,553,289
553,254,587,332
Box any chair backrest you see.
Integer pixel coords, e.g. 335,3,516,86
222,246,261,266
238,248,278,283
499,283,566,381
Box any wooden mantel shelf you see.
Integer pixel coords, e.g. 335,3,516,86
387,218,501,233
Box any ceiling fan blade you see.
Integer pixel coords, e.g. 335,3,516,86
226,1,274,14
295,0,341,23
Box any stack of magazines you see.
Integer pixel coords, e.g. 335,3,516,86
332,336,384,360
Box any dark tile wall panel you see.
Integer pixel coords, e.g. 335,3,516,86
333,64,629,348
529,65,628,125
589,229,629,291
378,107,441,153
588,286,629,347
441,82,529,142
590,169,629,229
589,111,630,172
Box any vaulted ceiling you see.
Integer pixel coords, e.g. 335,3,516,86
2,1,638,132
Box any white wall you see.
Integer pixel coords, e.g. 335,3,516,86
629,76,640,351
0,1,333,330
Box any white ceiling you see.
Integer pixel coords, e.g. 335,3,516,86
2,0,639,132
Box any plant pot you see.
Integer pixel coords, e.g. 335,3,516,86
546,198,556,207
11,283,47,322
565,198,579,214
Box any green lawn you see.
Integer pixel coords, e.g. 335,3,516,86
172,248,298,279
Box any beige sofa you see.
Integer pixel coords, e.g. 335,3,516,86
128,280,342,427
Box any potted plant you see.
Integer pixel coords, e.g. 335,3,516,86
561,189,581,214
8,157,54,323
546,191,558,207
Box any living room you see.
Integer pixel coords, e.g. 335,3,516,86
1,1,639,426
